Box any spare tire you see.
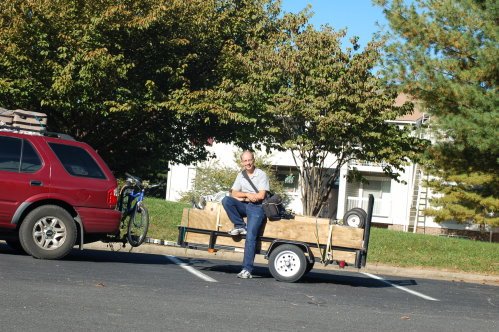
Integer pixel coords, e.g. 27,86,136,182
343,208,367,228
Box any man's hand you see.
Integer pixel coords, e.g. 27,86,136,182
246,193,258,202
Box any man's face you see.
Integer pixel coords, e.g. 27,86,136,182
241,152,255,171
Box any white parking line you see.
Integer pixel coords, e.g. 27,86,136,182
362,272,439,301
165,255,217,283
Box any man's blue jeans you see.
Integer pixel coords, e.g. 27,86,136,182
222,196,265,273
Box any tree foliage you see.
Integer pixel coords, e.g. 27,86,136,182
187,9,427,216
0,0,279,178
375,0,499,226
0,0,430,217
426,172,498,227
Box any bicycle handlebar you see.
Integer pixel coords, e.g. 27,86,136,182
124,173,163,190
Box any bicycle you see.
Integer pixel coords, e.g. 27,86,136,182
117,173,158,247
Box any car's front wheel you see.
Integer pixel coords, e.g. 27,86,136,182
19,205,77,259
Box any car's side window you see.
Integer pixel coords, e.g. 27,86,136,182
21,140,42,173
0,136,22,172
0,136,42,173
48,143,106,179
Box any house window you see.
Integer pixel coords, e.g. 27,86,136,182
276,166,299,193
362,178,391,201
346,177,392,217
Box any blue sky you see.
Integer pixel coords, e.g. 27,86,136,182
281,0,388,47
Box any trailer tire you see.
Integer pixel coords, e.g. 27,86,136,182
343,208,367,228
268,244,307,282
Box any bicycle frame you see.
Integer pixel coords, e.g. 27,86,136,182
113,173,158,247
121,187,145,221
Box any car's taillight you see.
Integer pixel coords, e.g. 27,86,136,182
107,187,118,206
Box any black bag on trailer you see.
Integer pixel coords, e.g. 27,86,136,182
241,170,287,221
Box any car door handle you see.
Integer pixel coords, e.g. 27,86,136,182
30,180,43,187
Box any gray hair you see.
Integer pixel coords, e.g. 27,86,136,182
240,150,255,161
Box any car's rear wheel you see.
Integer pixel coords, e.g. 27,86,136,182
19,205,77,259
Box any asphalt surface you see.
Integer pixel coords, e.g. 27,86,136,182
1,241,498,331
86,240,499,286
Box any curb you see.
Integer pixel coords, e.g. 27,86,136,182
144,237,179,247
85,239,499,286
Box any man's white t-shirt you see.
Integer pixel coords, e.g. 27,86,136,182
232,168,270,193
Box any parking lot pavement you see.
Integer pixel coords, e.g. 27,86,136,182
83,241,499,286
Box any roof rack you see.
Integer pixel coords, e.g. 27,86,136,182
0,125,75,141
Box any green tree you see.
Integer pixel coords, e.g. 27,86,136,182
0,0,280,178
193,10,427,215
375,0,499,226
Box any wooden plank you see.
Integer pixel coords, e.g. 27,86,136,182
181,208,217,230
218,213,235,232
262,219,331,244
182,207,365,250
180,208,189,226
331,225,364,249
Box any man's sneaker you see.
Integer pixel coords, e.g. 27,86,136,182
228,227,247,236
237,269,252,279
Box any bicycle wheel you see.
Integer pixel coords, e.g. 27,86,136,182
127,203,149,247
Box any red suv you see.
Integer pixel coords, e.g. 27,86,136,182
0,130,121,259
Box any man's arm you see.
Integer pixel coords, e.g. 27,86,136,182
231,189,266,202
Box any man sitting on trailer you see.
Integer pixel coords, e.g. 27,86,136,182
221,150,269,279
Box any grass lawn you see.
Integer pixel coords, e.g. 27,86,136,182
144,198,499,275
145,197,191,242
368,227,499,274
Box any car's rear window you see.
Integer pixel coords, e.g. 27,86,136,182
49,142,106,179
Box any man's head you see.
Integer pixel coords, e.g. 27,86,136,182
240,150,255,172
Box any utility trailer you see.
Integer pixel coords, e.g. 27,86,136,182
177,195,374,282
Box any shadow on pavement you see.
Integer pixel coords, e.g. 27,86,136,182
1,243,419,288
0,243,188,266
0,243,27,256
302,271,418,287
199,262,418,288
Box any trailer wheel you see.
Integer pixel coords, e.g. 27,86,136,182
268,244,307,282
343,208,367,228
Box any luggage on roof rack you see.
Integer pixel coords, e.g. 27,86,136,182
0,108,14,126
0,108,47,132
0,107,73,140
12,109,47,132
